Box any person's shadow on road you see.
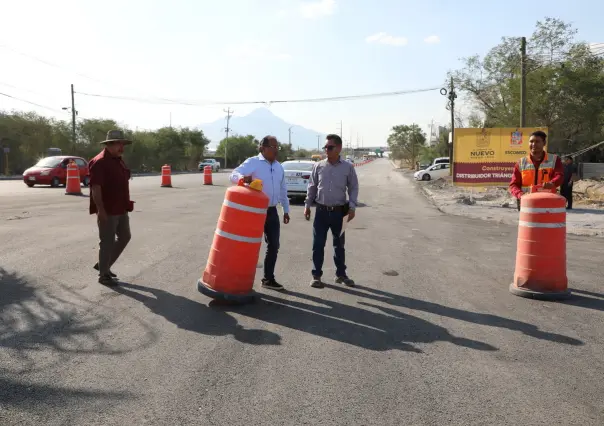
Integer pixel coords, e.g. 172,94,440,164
219,290,497,353
326,284,584,346
111,282,281,346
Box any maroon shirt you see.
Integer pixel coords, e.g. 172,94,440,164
88,149,131,215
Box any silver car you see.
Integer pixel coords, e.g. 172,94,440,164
282,160,315,201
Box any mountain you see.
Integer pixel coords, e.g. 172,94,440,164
199,108,326,150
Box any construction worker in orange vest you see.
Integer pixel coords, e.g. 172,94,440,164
509,130,564,211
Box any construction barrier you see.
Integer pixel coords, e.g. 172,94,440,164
203,165,213,185
509,185,570,300
161,164,172,187
64,161,82,195
198,178,269,303
353,159,374,167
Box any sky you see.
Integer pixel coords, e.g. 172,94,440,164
1,0,603,149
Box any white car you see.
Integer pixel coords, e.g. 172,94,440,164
414,163,450,181
199,159,220,172
282,160,314,200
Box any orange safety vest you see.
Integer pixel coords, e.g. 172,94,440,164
518,152,558,193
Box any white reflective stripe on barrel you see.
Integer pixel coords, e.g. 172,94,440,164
518,221,565,228
223,199,266,214
215,228,262,243
520,207,566,214
67,176,80,179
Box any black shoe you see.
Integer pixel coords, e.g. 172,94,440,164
335,276,355,287
261,278,285,292
310,276,324,288
93,263,117,278
98,274,119,287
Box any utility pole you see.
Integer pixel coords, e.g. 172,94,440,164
317,135,320,153
288,125,294,146
169,112,172,129
70,84,76,151
441,78,456,173
337,121,343,138
224,108,233,168
520,36,527,127
412,123,416,169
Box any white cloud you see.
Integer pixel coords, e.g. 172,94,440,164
424,35,440,44
365,32,408,47
299,0,336,19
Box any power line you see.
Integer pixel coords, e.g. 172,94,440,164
75,86,441,107
0,91,63,113
0,44,181,105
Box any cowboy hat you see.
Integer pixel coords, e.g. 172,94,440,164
101,129,132,145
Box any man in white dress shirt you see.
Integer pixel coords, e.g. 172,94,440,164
230,135,290,291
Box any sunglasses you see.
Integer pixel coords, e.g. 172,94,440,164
323,145,337,151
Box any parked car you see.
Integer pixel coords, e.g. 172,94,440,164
414,163,450,181
22,156,90,188
432,157,450,166
198,158,220,172
282,160,314,200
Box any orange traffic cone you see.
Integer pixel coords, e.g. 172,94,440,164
65,161,82,195
509,185,570,300
198,178,269,303
161,164,172,187
203,165,213,185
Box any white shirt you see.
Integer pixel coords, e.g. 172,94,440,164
230,153,290,214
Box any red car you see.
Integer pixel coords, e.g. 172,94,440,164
22,156,90,188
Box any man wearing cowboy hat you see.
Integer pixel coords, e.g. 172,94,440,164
89,130,135,286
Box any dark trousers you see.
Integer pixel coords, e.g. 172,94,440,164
263,207,280,280
312,208,347,278
98,214,131,276
561,183,573,209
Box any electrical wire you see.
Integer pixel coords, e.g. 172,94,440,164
0,44,181,104
0,92,63,113
75,86,442,107
568,140,604,158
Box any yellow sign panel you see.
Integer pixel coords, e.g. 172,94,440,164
453,127,548,186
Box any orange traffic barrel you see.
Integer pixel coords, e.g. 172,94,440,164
161,164,172,187
64,161,82,195
198,178,269,303
203,165,213,185
509,185,570,300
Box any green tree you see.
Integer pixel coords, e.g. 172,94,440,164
450,17,604,153
0,110,210,174
387,124,426,166
216,134,258,168
278,143,294,161
419,126,450,164
294,148,310,158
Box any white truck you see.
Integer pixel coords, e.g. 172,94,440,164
198,159,220,172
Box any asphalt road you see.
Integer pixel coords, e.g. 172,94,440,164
1,160,603,426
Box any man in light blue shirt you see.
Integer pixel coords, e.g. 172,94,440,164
230,135,291,291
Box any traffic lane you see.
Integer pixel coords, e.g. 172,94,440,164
259,159,603,424
0,170,233,198
1,159,603,424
